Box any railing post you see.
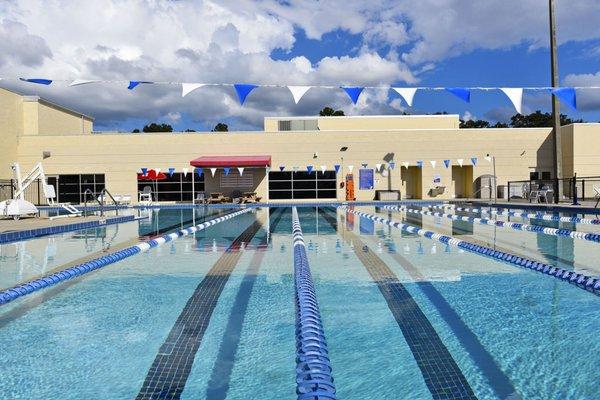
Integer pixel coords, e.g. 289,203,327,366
582,179,585,200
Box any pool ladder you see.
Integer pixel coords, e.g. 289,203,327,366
83,188,119,217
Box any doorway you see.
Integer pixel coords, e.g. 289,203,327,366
452,166,473,198
401,167,422,199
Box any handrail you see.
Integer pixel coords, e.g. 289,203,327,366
82,189,96,217
100,188,119,216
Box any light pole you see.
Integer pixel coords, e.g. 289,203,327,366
549,0,562,203
487,153,497,203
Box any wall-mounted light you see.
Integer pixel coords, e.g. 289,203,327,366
42,151,51,159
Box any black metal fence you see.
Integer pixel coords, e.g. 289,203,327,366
507,176,600,204
0,179,51,206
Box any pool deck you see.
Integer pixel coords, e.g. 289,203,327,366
0,215,108,233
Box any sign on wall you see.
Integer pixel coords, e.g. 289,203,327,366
359,168,374,190
433,174,441,184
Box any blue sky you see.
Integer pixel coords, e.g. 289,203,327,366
1,0,599,131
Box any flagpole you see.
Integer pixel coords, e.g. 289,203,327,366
549,0,562,203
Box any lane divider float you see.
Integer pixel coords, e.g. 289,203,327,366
292,207,337,400
343,207,600,297
440,203,600,225
383,205,600,244
0,208,252,306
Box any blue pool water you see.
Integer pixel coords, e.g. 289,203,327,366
0,204,598,399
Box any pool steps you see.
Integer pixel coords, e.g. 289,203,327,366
0,209,252,306
343,207,600,297
292,207,337,400
439,204,600,225
384,205,600,244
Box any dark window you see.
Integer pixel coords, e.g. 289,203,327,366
530,172,540,180
268,170,337,200
57,174,105,203
541,171,551,180
137,173,204,202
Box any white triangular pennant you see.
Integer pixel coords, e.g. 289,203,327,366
182,83,206,97
238,167,244,176
375,163,382,171
392,87,418,107
485,156,492,163
430,160,436,168
182,168,188,177
288,86,311,104
293,166,299,172
402,161,409,169
156,168,161,174
69,79,100,86
320,165,327,173
348,165,354,172
500,88,523,114
210,168,217,177
457,159,464,167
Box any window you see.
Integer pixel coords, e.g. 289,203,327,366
137,173,204,202
277,119,318,131
57,174,105,203
269,170,337,199
541,171,551,180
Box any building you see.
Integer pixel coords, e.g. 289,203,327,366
1,87,599,204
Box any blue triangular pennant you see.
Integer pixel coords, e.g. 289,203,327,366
551,87,577,110
334,164,341,174
388,162,396,170
416,161,423,168
223,167,231,176
20,78,52,85
234,84,258,105
443,159,450,168
341,86,364,104
445,87,471,103
307,165,314,174
361,163,368,169
141,167,148,175
168,167,175,177
279,166,285,172
471,157,478,166
196,167,203,177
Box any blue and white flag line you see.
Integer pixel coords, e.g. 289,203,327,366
383,205,600,244
0,208,251,306
292,207,337,400
342,207,600,297
438,204,600,225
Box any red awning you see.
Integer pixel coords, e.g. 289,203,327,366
189,155,271,167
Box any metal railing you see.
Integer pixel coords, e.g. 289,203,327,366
82,188,120,217
507,176,600,204
0,178,50,205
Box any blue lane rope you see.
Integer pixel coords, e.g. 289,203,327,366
292,207,337,400
0,208,252,307
383,205,600,244
439,203,600,225
342,207,600,297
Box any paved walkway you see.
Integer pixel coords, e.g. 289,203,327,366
0,215,108,233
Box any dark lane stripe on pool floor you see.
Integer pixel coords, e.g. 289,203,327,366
205,208,286,399
318,208,477,400
136,217,264,400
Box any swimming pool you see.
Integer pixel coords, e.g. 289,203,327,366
0,204,598,399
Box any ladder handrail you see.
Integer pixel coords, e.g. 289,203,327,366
99,188,119,216
82,189,97,217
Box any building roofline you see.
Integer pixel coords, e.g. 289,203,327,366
264,114,460,120
1,86,94,120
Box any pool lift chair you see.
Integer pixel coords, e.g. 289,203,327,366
0,162,75,220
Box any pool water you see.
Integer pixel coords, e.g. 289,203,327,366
0,205,598,399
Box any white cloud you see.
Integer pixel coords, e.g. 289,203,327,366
564,71,600,111
0,0,599,129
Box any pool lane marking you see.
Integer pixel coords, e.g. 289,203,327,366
205,208,286,400
0,209,252,307
136,217,264,400
316,209,477,400
292,207,337,400
383,205,600,244
440,204,600,225
342,207,600,297
138,209,224,239
342,215,519,399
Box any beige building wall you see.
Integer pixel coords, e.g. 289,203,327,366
571,124,600,177
0,89,23,178
21,97,93,136
15,123,568,203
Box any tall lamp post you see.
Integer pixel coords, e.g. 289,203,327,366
549,0,562,203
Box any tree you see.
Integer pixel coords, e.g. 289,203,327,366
212,123,228,132
142,123,173,132
184,129,196,132
509,110,583,127
132,128,140,133
459,119,490,128
319,107,345,116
